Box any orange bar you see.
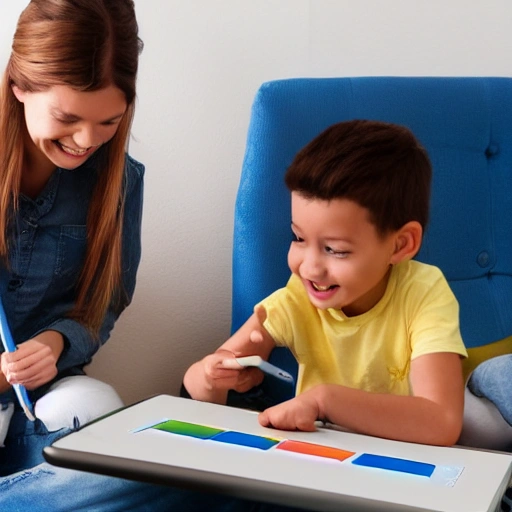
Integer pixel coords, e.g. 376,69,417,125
276,440,355,462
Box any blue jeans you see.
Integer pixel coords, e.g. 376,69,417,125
0,411,71,476
0,463,308,512
468,354,512,426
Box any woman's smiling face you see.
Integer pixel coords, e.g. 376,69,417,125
13,84,127,172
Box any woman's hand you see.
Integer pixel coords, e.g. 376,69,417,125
1,330,64,390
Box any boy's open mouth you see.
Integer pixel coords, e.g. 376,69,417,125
312,282,337,292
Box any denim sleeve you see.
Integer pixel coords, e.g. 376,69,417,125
46,156,144,372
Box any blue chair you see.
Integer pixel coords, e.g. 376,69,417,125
230,77,512,407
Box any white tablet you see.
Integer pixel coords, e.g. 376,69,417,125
44,395,512,512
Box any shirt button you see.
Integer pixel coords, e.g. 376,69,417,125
7,279,22,291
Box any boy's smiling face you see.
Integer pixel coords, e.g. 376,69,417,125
287,192,400,316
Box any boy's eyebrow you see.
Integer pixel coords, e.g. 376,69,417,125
291,222,355,244
325,237,354,245
291,221,304,233
50,107,125,123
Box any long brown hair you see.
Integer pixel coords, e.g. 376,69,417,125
0,0,143,333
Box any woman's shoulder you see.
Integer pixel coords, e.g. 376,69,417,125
124,153,145,193
125,153,145,179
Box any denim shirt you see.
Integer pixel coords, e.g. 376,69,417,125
0,150,143,401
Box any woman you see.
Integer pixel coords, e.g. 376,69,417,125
0,0,143,475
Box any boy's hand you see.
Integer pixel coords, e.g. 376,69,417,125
258,390,321,432
202,350,264,394
183,305,274,404
1,331,64,390
202,305,268,393
247,305,267,345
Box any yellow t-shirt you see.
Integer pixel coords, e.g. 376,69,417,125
260,260,468,396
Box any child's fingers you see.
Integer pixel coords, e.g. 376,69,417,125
233,367,264,393
249,329,264,344
249,305,267,345
253,305,267,326
258,409,271,427
221,358,243,370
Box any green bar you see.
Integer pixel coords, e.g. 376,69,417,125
152,419,224,439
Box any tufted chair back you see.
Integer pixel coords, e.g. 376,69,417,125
231,77,512,404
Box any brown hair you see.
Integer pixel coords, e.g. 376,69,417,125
0,0,143,333
284,120,432,236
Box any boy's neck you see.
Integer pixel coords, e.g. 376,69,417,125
341,265,393,317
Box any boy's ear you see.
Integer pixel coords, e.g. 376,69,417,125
390,221,423,264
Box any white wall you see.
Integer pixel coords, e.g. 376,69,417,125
1,1,512,404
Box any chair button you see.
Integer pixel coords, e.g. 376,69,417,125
485,144,499,158
476,251,490,268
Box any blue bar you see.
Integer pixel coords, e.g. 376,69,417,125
352,453,435,477
212,431,280,450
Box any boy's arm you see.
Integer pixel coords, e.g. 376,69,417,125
183,306,276,404
259,352,464,446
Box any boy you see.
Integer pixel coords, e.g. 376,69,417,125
183,120,467,446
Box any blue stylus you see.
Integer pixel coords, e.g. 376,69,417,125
0,296,35,421
231,355,295,384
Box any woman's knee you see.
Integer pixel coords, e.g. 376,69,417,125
34,376,124,431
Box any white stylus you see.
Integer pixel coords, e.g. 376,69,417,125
223,355,295,384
